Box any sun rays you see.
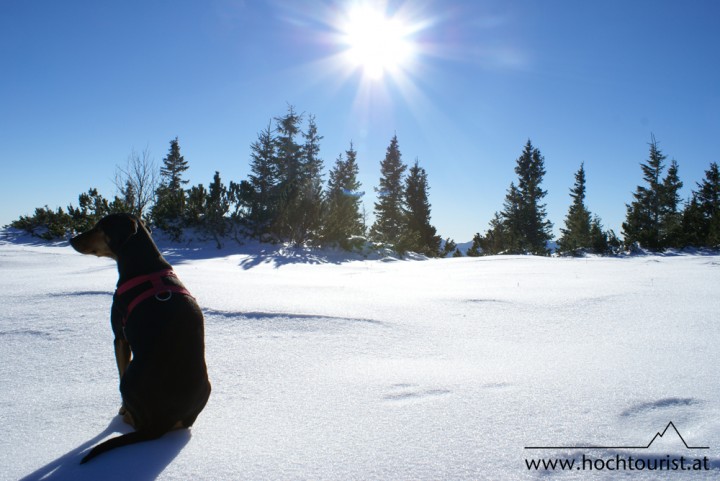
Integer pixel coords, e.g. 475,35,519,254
339,3,417,81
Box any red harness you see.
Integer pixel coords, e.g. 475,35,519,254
115,269,194,326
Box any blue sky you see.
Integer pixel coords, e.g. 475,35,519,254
1,0,718,243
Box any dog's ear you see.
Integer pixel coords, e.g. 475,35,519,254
100,214,139,254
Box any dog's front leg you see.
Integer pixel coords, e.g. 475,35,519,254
114,337,131,378
114,338,131,414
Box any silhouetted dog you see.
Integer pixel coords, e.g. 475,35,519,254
70,213,210,464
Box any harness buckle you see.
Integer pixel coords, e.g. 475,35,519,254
155,291,173,302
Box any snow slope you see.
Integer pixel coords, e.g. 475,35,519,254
1,234,719,480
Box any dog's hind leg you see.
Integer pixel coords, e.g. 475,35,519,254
181,380,211,428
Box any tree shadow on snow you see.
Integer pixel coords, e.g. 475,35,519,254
0,229,70,248
0,227,403,269
236,246,362,269
162,242,370,269
19,416,190,481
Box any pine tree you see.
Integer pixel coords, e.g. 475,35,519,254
498,183,522,254
557,163,592,255
699,162,720,246
291,114,324,245
227,179,253,225
476,140,552,255
660,159,683,247
622,136,683,250
11,206,72,240
623,135,665,249
683,198,705,246
466,232,483,257
370,135,406,247
440,238,457,258
514,140,553,254
243,108,326,245
153,137,190,238
682,162,720,247
322,142,364,249
272,106,304,242
246,122,278,236
400,159,440,256
589,216,610,254
475,212,508,255
67,188,110,233
184,184,208,228
161,138,189,192
116,180,136,214
205,171,230,247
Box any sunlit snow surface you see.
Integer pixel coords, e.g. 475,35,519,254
1,232,719,480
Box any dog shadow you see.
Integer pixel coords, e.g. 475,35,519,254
19,416,191,481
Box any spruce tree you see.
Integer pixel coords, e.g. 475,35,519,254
153,137,190,238
681,197,703,247
589,216,610,254
184,184,208,228
370,135,406,247
323,142,364,249
682,162,720,247
400,159,440,256
622,136,683,250
441,238,457,258
623,135,666,249
243,108,325,245
476,140,552,255
466,232,483,257
67,188,110,233
272,106,303,242
498,183,522,253
226,180,248,221
205,171,230,247
557,163,592,255
476,212,508,255
699,162,720,246
247,122,278,236
11,206,72,240
291,114,324,245
513,140,553,254
660,159,683,247
117,180,136,214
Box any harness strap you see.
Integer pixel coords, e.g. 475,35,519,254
116,269,176,296
116,269,194,326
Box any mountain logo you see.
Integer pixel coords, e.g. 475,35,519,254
525,422,709,450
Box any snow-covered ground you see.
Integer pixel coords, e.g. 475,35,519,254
1,232,719,480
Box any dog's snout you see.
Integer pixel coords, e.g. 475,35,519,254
70,226,115,259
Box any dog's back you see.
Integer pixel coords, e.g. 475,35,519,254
71,214,210,464
118,274,210,428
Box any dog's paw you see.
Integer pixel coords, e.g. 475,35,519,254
122,409,136,427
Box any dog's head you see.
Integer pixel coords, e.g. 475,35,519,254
70,213,144,260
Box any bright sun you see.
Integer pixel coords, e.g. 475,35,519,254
341,4,416,80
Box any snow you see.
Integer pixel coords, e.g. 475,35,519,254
1,231,720,480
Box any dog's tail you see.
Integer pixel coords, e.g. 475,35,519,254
80,429,166,464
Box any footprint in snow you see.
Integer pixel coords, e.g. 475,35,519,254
621,397,700,417
384,384,451,403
